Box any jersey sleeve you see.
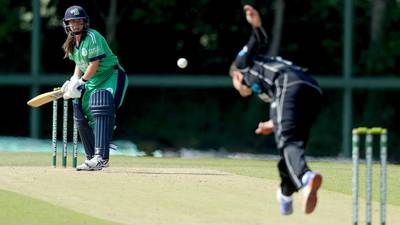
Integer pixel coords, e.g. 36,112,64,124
87,32,106,62
234,27,268,72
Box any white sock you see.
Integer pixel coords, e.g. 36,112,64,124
281,193,292,201
302,171,313,185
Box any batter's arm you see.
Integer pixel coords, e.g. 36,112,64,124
81,60,100,81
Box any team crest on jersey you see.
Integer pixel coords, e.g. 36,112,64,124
82,48,88,57
70,8,80,16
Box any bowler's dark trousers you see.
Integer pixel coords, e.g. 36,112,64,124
269,69,322,196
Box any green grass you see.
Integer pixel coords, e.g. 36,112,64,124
1,152,399,207
0,188,122,225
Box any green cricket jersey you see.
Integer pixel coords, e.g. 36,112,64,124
68,28,118,86
68,28,128,122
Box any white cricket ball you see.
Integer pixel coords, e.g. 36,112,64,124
177,58,188,69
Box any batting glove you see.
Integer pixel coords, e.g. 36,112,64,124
61,75,79,93
63,77,86,99
61,80,70,93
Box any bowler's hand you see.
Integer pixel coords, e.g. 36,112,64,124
244,5,262,28
255,120,274,135
231,71,252,97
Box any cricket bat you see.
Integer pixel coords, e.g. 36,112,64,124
27,88,63,108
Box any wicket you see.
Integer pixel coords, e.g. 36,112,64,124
352,127,387,225
52,88,78,168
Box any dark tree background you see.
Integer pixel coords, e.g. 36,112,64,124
1,0,400,160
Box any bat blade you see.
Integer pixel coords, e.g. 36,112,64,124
27,89,63,108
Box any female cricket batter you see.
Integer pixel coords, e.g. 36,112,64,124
61,5,128,171
230,5,323,215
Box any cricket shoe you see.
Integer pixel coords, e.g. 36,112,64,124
276,188,293,215
76,155,105,171
78,158,109,169
300,171,322,214
101,159,109,168
103,143,117,168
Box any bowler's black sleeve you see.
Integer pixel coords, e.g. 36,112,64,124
234,27,268,71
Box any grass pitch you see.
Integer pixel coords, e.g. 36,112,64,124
0,152,398,225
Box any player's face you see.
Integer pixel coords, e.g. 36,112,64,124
68,19,84,33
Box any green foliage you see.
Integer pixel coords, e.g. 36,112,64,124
355,0,400,74
307,90,342,156
122,89,272,152
119,88,350,156
1,0,400,74
0,0,23,42
2,1,400,157
353,90,400,161
130,0,178,24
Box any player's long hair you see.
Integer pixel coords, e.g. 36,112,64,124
62,32,87,58
62,33,74,58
